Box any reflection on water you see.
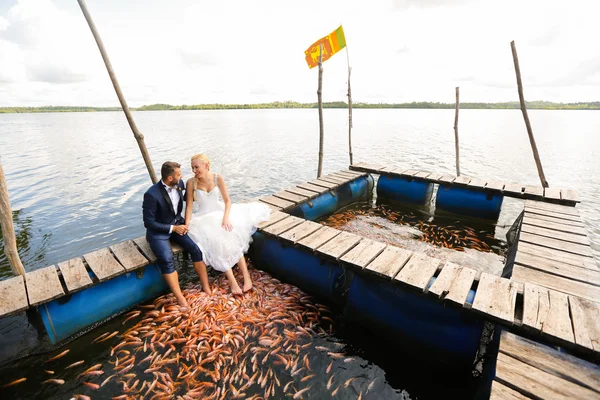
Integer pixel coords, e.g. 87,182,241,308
319,201,507,276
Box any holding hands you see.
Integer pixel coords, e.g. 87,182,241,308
173,224,189,236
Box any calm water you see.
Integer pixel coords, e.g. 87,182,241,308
0,109,599,398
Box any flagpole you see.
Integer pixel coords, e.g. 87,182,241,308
346,45,353,165
317,44,324,178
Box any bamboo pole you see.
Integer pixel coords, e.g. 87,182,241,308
0,159,26,276
346,48,353,165
510,40,549,188
453,87,460,176
77,0,158,184
317,44,324,178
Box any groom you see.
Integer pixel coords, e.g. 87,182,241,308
142,161,211,307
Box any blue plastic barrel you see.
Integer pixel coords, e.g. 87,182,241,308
40,265,167,344
436,185,503,220
377,175,434,205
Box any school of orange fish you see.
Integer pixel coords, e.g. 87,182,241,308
321,204,499,254
3,268,375,399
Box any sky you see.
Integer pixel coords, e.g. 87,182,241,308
0,0,598,107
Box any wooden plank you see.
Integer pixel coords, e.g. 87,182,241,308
317,231,362,259
520,224,590,246
258,211,289,229
25,266,65,306
285,187,319,198
398,169,419,177
58,257,93,293
561,189,580,202
308,179,338,189
472,273,518,324
110,240,149,271
279,220,323,243
83,247,126,281
513,266,600,303
427,173,444,181
489,380,529,400
349,163,386,172
365,246,412,279
467,177,487,189
432,263,477,306
263,215,305,236
438,175,456,183
525,200,580,216
519,232,594,258
522,215,588,236
453,175,471,185
428,262,460,298
515,251,600,286
544,187,562,201
495,352,597,400
133,236,157,262
297,226,341,250
518,242,598,271
569,296,600,352
264,203,282,213
320,174,348,184
259,195,295,209
337,169,364,177
328,172,356,181
0,276,28,316
395,253,441,291
522,283,546,332
499,330,600,394
273,190,307,203
521,283,574,342
524,207,582,223
503,183,524,195
340,239,386,268
413,171,431,179
296,182,328,194
389,167,409,175
523,185,544,197
485,181,505,191
378,166,397,173
522,211,585,227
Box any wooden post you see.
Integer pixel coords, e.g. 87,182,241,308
454,87,460,176
317,44,324,178
77,0,158,184
0,159,26,276
347,66,354,165
511,40,549,188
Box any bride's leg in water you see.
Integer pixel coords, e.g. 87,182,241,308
224,269,243,296
238,256,253,292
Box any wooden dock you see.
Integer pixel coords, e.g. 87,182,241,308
349,162,580,205
490,331,600,399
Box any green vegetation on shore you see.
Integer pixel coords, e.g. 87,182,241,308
1,100,599,114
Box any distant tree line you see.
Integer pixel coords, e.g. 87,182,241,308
1,101,599,113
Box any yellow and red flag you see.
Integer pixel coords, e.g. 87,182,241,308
304,25,346,69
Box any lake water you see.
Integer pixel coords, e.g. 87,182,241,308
0,109,599,398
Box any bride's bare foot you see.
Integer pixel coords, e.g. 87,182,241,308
231,284,243,296
202,286,212,295
242,279,253,292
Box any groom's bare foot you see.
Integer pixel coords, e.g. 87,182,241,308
176,295,189,308
242,280,253,293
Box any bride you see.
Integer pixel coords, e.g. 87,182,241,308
184,154,270,295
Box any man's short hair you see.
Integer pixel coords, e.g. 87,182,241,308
161,161,181,180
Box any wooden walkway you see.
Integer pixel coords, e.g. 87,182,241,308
349,162,580,205
490,331,600,399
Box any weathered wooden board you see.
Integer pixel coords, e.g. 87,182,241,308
389,168,409,175
58,257,94,293
525,200,580,216
517,242,598,271
317,231,362,259
133,236,157,262
329,172,357,181
25,266,65,306
472,273,518,325
524,207,583,223
495,352,597,400
83,247,126,281
0,275,28,316
524,185,544,197
498,331,600,394
285,186,320,198
427,173,445,181
561,189,580,203
308,179,338,189
428,262,477,306
279,220,323,243
503,183,524,195
522,211,585,228
258,211,289,229
273,191,307,203
263,215,305,236
543,187,562,201
399,169,419,177
453,176,471,185
467,177,487,189
522,215,588,236
296,182,329,194
395,253,441,291
521,283,575,342
485,181,505,191
349,162,386,172
428,262,460,298
519,232,594,258
438,175,456,183
320,174,348,184
513,266,600,303
336,170,364,177
259,195,295,209
515,251,600,286
110,240,149,271
365,246,412,279
569,296,600,352
340,239,386,268
297,226,341,250
413,171,431,179
520,224,590,245
489,380,529,400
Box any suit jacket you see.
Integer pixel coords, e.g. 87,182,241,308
143,179,186,240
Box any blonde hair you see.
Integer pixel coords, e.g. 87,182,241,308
191,154,210,170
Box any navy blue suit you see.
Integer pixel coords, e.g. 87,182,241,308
142,179,203,274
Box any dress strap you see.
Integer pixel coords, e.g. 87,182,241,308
213,173,218,186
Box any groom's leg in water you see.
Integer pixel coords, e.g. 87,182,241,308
171,233,212,294
148,237,188,307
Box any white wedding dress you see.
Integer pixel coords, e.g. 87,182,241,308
187,174,271,272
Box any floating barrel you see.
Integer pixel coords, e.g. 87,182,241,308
288,175,374,221
377,174,434,205
436,185,503,220
40,265,167,344
345,273,482,367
